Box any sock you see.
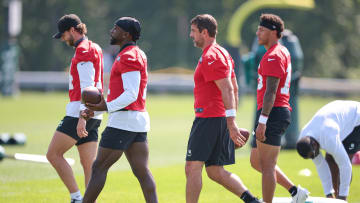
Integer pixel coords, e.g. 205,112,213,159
240,190,256,203
289,186,297,197
70,190,83,200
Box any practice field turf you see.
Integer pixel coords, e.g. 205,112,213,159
0,92,359,202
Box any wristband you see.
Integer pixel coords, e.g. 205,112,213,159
79,103,86,111
258,114,268,124
225,109,236,117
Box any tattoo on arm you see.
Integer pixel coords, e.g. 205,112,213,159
262,76,280,115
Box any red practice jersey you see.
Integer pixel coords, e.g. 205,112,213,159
107,45,148,112
69,39,103,101
193,43,236,118
256,42,291,110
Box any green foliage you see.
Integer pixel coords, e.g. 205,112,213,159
3,0,360,77
0,92,360,202
294,0,360,78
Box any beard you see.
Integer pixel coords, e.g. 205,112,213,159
193,39,204,48
110,37,118,45
66,40,74,47
66,35,75,47
257,37,267,45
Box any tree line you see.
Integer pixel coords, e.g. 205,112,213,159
0,0,359,79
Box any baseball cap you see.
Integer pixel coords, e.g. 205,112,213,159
115,17,141,41
53,14,82,39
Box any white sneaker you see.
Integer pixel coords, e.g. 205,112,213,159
292,185,309,203
71,199,82,203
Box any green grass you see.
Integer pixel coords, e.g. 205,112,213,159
0,92,359,202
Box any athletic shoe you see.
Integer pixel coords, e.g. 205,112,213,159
250,198,263,203
71,199,82,203
292,185,309,203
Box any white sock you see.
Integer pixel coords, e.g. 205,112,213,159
70,190,82,200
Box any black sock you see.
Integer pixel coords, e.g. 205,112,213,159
289,186,297,197
240,190,256,203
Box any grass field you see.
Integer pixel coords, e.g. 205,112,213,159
0,92,359,202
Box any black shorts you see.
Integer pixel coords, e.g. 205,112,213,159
342,125,360,154
251,107,291,147
56,116,101,146
100,127,147,150
186,117,235,167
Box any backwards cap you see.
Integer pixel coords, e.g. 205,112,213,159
115,17,141,41
53,14,82,39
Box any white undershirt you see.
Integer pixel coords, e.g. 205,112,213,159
312,152,335,195
65,61,103,119
106,71,149,132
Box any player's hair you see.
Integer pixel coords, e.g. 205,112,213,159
191,14,217,37
296,137,313,159
74,23,87,35
260,13,284,38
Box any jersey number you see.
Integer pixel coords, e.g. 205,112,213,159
257,63,292,95
280,64,291,95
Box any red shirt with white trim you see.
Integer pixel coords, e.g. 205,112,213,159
69,39,103,102
193,43,236,118
256,43,291,110
107,45,147,112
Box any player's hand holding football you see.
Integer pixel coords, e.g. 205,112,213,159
255,123,266,142
235,128,249,149
86,94,108,111
227,118,246,148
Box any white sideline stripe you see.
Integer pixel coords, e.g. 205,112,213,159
12,71,360,95
14,153,75,165
272,197,347,203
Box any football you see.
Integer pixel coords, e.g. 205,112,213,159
235,128,250,149
81,86,102,104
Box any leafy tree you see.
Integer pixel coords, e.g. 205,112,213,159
4,0,360,79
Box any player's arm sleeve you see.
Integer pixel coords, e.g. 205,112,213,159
312,152,335,195
106,71,140,113
326,136,352,196
77,61,95,111
202,56,229,82
120,53,142,72
262,55,284,78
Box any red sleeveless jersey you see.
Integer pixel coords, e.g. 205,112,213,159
69,39,103,101
107,45,148,112
256,43,291,110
